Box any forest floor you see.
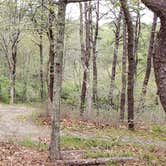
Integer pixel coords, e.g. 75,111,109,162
0,104,166,165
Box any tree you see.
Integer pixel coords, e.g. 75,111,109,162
120,13,127,122
138,13,157,113
108,9,122,108
92,0,99,109
120,0,135,130
79,2,92,116
141,0,166,113
49,0,66,161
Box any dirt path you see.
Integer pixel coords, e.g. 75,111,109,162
0,104,50,142
0,104,165,149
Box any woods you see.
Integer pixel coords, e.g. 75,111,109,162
0,0,166,165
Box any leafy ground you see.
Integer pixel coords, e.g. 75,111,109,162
0,104,166,165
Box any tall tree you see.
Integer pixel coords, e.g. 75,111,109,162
138,13,157,113
120,13,127,122
141,0,166,113
92,0,99,108
108,9,122,108
49,0,66,160
120,0,135,130
79,2,92,116
47,0,56,103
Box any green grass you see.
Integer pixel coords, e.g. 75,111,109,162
18,139,48,151
18,135,120,151
61,136,120,150
83,151,133,159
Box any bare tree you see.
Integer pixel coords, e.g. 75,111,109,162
92,0,99,109
79,2,92,116
49,0,66,161
120,13,127,122
138,13,158,113
120,0,135,130
108,9,122,108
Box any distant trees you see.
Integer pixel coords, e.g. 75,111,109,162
0,0,26,104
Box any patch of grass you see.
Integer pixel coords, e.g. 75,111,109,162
83,151,133,159
31,111,42,126
150,125,166,140
61,136,120,150
18,139,48,151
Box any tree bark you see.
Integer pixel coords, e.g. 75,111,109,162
138,13,157,113
79,2,87,116
47,2,55,103
79,2,92,115
120,14,127,122
134,0,141,77
120,0,135,130
92,0,99,108
57,157,139,166
39,32,44,99
108,10,122,108
141,0,166,113
49,0,66,161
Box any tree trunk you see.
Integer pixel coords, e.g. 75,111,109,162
85,2,92,114
141,0,166,113
138,13,157,113
39,33,44,99
134,0,141,76
49,0,66,161
79,2,92,116
120,0,135,130
120,14,127,122
47,4,55,103
79,2,86,116
108,10,122,108
92,0,99,108
9,45,17,104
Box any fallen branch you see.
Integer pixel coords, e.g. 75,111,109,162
57,157,139,165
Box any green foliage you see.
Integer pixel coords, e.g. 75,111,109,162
61,82,79,106
0,76,9,103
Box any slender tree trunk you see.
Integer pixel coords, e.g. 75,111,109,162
92,0,99,108
120,14,127,122
85,2,92,114
108,10,122,108
39,33,44,99
120,0,135,130
49,0,66,161
9,45,17,104
47,4,55,103
79,2,86,116
138,14,157,113
134,0,141,76
79,2,92,115
141,0,166,113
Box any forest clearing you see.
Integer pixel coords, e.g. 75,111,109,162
0,0,166,165
0,104,165,165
